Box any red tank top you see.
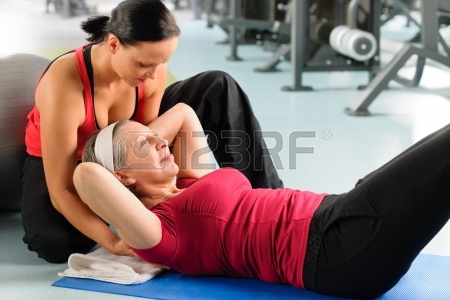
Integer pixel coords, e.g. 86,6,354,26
25,45,145,159
131,168,327,290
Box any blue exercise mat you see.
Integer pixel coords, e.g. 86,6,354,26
53,254,450,300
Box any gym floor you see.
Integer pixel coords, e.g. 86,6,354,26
1,0,450,299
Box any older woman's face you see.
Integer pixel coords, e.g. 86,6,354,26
117,122,179,179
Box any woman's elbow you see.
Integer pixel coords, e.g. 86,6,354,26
73,162,102,200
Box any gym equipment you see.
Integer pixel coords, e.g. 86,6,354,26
0,54,50,210
278,0,381,91
346,0,450,116
53,253,450,299
329,25,378,62
206,0,289,61
380,0,420,28
329,0,378,62
381,0,450,42
254,0,332,73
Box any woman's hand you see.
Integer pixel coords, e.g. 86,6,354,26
109,235,137,257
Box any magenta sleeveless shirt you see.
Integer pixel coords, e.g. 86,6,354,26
131,168,327,290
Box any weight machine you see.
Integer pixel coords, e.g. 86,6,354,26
206,0,290,60
208,1,382,91
345,0,450,116
258,0,382,91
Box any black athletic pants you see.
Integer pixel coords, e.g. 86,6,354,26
21,156,97,263
21,71,282,263
303,122,450,299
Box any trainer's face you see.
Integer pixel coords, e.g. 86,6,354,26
116,121,179,182
110,36,178,87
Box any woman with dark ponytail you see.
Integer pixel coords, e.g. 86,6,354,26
21,0,282,263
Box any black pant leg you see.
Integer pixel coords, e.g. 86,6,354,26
355,122,450,187
21,156,96,263
311,123,450,298
160,70,283,189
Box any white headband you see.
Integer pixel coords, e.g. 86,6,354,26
94,122,119,173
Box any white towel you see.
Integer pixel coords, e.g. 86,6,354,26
58,247,164,285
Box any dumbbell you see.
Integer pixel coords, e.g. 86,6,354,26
329,25,377,62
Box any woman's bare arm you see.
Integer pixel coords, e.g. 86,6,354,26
37,55,133,256
146,103,215,179
131,63,214,179
73,162,162,250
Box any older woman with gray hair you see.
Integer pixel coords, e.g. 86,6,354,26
77,104,450,299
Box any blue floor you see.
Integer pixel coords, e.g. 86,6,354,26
1,0,450,299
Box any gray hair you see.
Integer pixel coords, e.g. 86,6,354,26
82,120,139,195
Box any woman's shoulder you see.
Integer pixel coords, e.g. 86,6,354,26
35,51,85,118
36,51,83,96
38,52,82,89
42,51,80,82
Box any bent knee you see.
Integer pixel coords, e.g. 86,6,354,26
23,211,95,263
25,232,71,263
203,70,230,78
200,70,235,85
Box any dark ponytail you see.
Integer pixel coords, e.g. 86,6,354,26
80,0,180,45
81,15,110,43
